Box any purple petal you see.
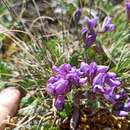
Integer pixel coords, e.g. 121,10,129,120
52,65,59,73
103,87,116,104
48,76,59,84
81,27,88,36
97,65,108,73
66,72,81,86
105,73,121,87
102,16,115,32
54,95,65,110
47,83,56,95
115,110,128,116
79,77,87,85
88,62,97,81
59,63,71,73
107,72,116,78
79,62,89,75
81,28,96,48
104,24,116,32
52,64,72,75
54,78,69,95
93,73,106,93
106,78,121,87
85,31,96,48
85,16,97,30
93,73,106,86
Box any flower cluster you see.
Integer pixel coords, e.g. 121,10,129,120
46,62,130,116
79,62,122,103
47,63,87,110
82,16,115,48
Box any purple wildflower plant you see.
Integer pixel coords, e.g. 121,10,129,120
81,16,115,48
46,62,130,116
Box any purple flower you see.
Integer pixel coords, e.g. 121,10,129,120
88,62,98,82
115,110,128,116
48,76,60,84
92,72,120,95
47,78,70,96
54,95,65,110
46,62,125,113
105,72,121,88
113,99,130,116
82,28,96,48
103,87,117,104
104,88,127,105
124,100,130,111
97,65,108,73
102,16,116,32
74,8,81,22
64,66,87,86
47,63,88,97
125,0,130,21
85,16,97,30
79,62,120,91
79,62,89,75
91,68,121,104
66,71,87,86
92,73,106,93
52,63,71,76
79,62,108,82
81,16,97,48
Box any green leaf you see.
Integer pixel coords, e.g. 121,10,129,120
69,54,79,66
59,102,72,119
0,61,11,79
18,100,38,116
50,127,58,130
87,99,102,111
43,124,58,130
20,76,37,88
43,124,50,130
20,96,34,107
